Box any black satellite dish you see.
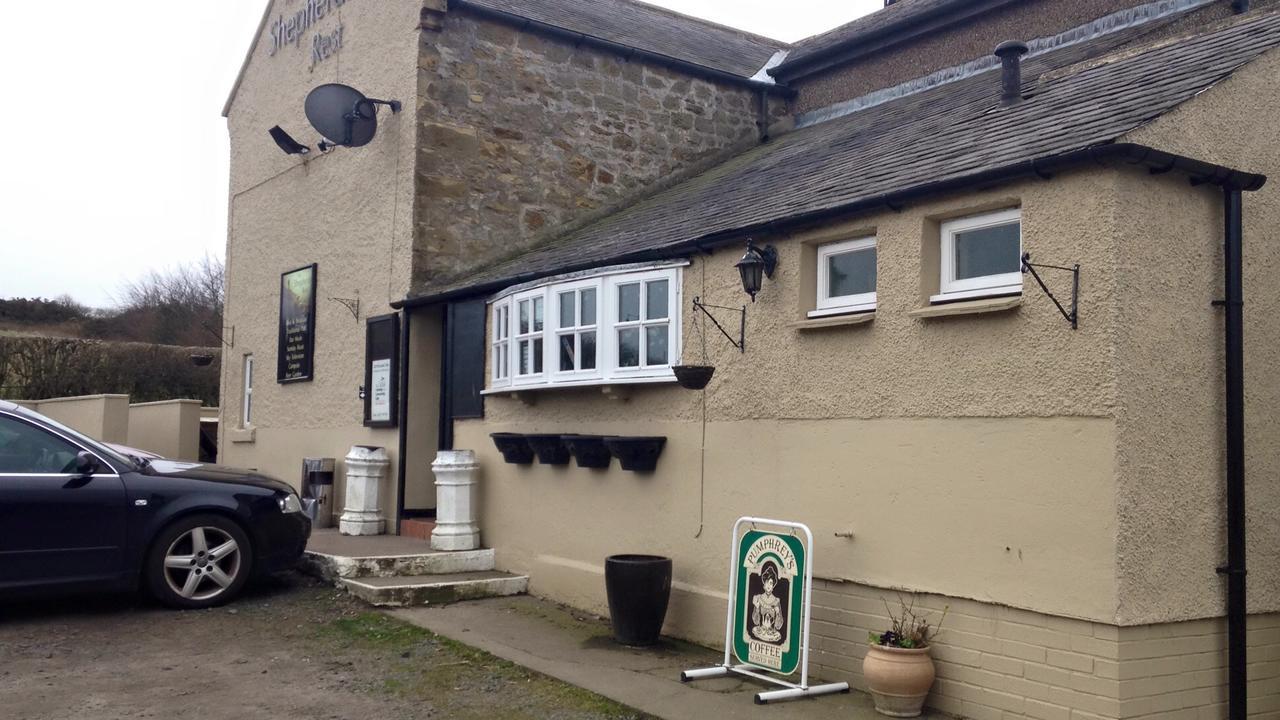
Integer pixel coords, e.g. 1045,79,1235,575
304,83,401,151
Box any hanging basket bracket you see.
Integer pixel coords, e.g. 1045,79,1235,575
692,296,746,353
1020,253,1079,330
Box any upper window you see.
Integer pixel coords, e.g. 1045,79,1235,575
935,208,1022,302
811,236,877,317
489,266,681,390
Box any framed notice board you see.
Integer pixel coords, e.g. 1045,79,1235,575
364,313,400,427
278,264,317,383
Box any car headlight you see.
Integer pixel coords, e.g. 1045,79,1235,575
278,492,303,514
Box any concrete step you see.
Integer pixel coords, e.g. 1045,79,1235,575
341,571,529,607
301,547,496,581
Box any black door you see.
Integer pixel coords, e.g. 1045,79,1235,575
0,414,128,589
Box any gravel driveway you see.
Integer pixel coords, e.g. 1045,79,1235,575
0,572,654,720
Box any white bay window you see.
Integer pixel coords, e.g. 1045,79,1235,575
488,265,682,391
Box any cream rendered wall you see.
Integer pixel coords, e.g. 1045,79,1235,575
1116,46,1280,624
461,169,1128,645
22,394,131,445
220,0,426,515
127,399,201,461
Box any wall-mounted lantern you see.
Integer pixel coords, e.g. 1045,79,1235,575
735,241,778,302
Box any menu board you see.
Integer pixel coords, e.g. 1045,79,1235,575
278,264,317,383
363,313,399,427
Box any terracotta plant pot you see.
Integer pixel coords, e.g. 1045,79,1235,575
862,644,935,717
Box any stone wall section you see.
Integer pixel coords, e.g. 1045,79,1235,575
411,9,783,291
809,578,1280,719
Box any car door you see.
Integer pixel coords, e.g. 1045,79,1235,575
0,413,129,589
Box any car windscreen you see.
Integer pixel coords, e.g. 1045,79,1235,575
8,407,138,472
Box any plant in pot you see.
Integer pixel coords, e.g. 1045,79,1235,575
863,596,947,718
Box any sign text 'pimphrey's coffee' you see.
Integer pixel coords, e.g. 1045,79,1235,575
733,529,806,675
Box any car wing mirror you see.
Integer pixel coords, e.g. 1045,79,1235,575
72,450,102,477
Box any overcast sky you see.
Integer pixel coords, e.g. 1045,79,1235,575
0,1,880,308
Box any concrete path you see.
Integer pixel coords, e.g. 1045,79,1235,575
391,595,948,720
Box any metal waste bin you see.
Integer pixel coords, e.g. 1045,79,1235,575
302,457,336,529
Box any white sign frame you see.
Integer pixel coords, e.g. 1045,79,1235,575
680,516,850,704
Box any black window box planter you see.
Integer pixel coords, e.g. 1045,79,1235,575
562,434,612,469
525,434,571,465
490,433,534,464
604,436,667,472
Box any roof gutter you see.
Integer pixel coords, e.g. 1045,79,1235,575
393,142,1265,308
770,0,1021,84
448,0,795,98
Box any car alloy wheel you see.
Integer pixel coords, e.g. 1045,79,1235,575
162,525,243,602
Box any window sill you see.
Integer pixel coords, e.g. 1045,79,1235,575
228,427,256,444
909,295,1022,319
482,375,677,396
790,312,875,331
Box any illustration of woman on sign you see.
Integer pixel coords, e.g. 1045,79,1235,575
750,561,785,643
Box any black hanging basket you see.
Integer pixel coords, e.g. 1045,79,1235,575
490,433,534,465
604,436,667,472
605,554,672,646
525,434,571,465
672,365,715,390
563,435,612,469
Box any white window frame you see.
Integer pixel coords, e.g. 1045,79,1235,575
552,278,603,381
241,354,254,428
810,236,877,318
485,264,682,392
933,208,1023,303
490,302,512,387
510,288,548,386
608,269,677,378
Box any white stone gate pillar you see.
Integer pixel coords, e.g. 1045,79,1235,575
431,449,480,551
340,445,388,536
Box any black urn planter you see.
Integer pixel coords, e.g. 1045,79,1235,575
490,433,534,464
605,554,672,646
604,436,667,472
525,434,571,465
672,365,715,390
563,435,611,469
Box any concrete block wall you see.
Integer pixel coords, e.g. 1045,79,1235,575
808,578,1280,719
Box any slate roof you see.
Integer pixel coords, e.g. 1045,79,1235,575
778,0,970,74
458,0,788,79
407,9,1280,303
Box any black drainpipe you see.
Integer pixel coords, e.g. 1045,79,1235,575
1218,186,1247,720
394,307,412,529
1233,0,1250,13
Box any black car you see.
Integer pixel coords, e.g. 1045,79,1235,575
0,399,310,608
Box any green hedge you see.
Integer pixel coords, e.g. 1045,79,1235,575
0,336,220,406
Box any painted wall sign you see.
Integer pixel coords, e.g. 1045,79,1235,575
278,264,317,383
266,0,355,69
733,529,806,675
